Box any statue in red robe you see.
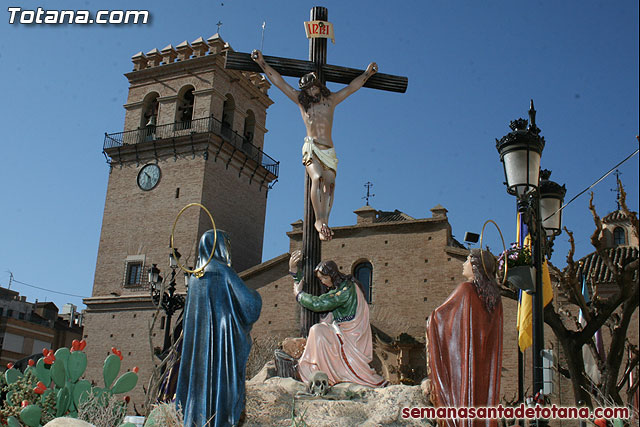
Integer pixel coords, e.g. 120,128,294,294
426,249,503,427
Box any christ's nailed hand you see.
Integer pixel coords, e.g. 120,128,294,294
366,62,378,76
252,49,265,66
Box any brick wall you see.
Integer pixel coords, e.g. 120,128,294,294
247,208,526,401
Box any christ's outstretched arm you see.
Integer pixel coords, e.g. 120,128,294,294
331,62,378,105
252,50,299,104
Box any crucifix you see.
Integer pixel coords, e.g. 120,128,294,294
225,6,407,336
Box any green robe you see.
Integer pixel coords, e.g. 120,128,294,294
297,280,358,323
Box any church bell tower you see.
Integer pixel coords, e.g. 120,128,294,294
82,34,277,408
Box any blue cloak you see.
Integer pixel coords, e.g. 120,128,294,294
175,230,262,427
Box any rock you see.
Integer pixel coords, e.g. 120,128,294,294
420,378,431,397
264,376,307,395
282,337,306,359
43,418,95,427
248,359,277,384
243,379,431,426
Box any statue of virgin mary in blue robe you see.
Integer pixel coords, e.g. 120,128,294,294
175,229,262,427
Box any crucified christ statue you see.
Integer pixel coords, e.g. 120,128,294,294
252,49,377,241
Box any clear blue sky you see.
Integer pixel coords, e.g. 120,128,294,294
1,0,638,311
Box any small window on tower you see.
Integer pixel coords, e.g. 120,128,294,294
613,227,625,246
122,255,146,288
126,262,143,286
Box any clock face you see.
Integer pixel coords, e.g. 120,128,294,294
137,164,161,191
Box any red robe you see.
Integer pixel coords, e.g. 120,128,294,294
426,282,503,427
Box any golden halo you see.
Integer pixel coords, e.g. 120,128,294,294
170,203,216,278
478,219,507,286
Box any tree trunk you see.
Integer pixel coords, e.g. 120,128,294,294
602,289,638,405
545,305,593,407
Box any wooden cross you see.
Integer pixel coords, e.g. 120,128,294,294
225,7,407,336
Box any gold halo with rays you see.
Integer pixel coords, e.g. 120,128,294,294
478,219,507,286
170,203,216,278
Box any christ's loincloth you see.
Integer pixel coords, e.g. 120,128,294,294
302,136,338,174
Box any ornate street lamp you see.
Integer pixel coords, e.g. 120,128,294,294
184,271,190,288
539,170,567,237
496,101,545,197
149,250,186,354
496,100,564,427
148,264,160,284
169,248,181,269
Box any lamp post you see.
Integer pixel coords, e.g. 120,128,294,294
149,248,186,353
496,100,565,425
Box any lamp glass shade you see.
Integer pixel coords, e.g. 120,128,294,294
169,253,178,268
541,195,563,236
184,272,190,287
503,149,541,196
148,264,160,284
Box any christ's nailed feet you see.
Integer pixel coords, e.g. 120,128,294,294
318,223,334,241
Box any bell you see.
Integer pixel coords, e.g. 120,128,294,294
146,115,157,127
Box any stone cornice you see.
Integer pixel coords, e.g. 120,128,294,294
158,95,178,102
83,294,155,310
192,88,216,96
445,247,470,257
255,122,268,134
286,216,449,239
123,101,144,110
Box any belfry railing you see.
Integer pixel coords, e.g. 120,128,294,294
103,116,279,177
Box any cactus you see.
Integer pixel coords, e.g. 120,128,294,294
94,349,138,398
1,341,139,426
4,367,23,385
6,416,22,427
19,404,42,427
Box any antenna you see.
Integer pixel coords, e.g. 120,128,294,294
362,182,375,206
7,271,13,289
610,169,622,210
261,21,266,51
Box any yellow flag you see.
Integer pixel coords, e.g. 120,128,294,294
516,234,554,352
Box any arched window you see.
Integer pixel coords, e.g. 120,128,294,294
140,92,159,141
221,94,235,139
613,227,625,246
353,261,373,303
175,86,194,130
243,110,256,159
243,109,255,143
